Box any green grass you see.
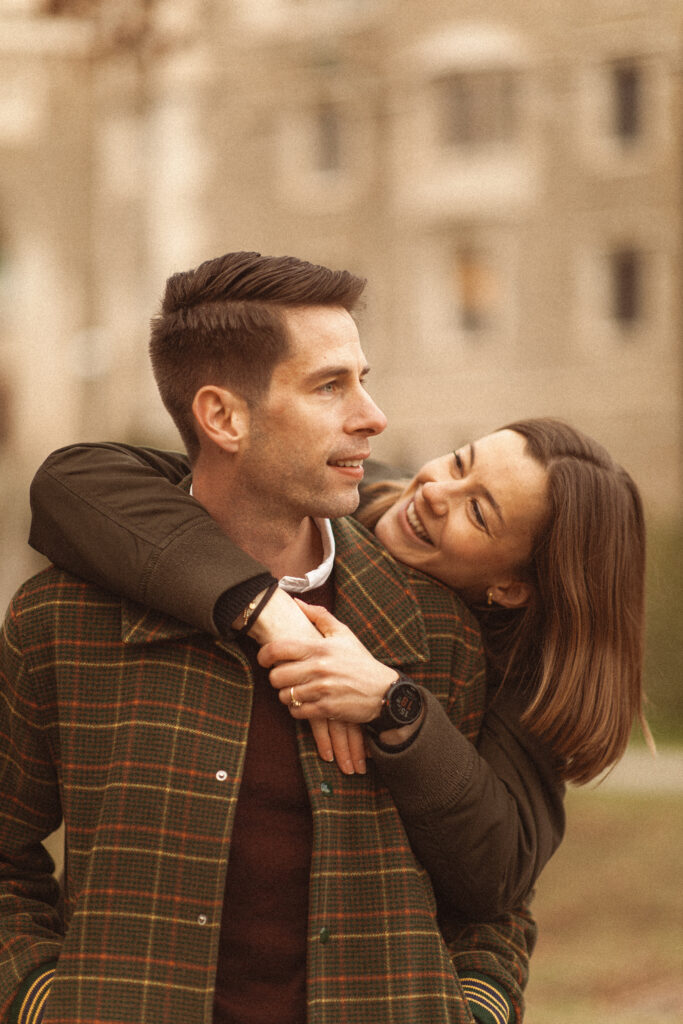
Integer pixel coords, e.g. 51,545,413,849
642,520,683,744
525,785,683,1024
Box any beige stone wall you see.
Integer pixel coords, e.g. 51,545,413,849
207,0,682,514
0,0,680,604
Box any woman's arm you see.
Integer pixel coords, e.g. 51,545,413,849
29,444,273,635
372,687,565,919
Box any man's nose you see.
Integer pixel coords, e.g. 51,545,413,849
351,389,387,437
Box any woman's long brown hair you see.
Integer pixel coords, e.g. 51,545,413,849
359,418,651,784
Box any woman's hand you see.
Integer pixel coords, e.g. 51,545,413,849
235,587,369,775
258,601,399,724
309,718,368,777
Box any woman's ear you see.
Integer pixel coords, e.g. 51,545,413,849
489,579,533,609
192,385,250,453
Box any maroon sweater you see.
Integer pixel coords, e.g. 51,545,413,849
213,584,332,1023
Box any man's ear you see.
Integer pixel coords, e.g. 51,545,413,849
489,579,533,609
192,385,250,453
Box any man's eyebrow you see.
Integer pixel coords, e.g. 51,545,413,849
469,443,505,525
306,364,371,384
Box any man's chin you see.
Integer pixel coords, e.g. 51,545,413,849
317,488,361,520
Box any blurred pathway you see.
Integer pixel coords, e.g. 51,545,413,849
596,745,683,792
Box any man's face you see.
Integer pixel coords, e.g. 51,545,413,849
236,305,387,528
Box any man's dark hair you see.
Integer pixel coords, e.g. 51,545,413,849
149,251,366,461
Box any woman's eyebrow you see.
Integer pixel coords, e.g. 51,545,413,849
469,443,505,525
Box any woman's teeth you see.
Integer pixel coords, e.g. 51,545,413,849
406,501,431,543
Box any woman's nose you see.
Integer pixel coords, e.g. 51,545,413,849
421,480,459,517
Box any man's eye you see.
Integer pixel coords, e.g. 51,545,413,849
319,382,337,393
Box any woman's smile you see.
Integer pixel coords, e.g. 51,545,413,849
405,497,433,544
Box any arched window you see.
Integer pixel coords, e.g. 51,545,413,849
609,247,643,328
435,68,519,148
610,60,642,142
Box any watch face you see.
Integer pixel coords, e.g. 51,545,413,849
389,682,421,724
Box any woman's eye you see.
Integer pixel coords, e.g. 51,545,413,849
454,452,464,475
471,499,487,530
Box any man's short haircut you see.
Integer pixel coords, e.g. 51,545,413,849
149,251,366,461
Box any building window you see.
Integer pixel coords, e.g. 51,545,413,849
450,245,498,333
609,248,642,327
436,70,519,147
0,375,10,447
610,61,641,141
315,102,342,172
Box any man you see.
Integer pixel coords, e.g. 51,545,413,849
1,252,536,1023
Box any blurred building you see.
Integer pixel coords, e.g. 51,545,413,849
0,0,681,603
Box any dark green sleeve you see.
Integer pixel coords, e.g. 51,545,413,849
29,444,396,634
370,687,565,921
29,444,274,636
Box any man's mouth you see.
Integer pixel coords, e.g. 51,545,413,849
406,500,433,544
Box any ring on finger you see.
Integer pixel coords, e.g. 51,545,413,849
289,685,303,709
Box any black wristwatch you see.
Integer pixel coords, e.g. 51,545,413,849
366,675,423,735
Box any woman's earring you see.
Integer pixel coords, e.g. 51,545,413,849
486,589,494,606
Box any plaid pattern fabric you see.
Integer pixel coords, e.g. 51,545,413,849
1,516,532,1023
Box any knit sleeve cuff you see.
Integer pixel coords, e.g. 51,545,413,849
8,963,57,1024
461,973,513,1024
368,688,476,816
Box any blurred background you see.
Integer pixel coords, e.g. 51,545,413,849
1,1,681,1021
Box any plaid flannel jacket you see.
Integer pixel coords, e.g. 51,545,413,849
0,516,535,1024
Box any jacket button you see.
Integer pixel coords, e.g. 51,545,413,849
197,914,208,926
216,770,228,782
320,781,333,796
319,926,331,944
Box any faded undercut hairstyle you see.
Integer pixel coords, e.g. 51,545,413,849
149,251,366,462
359,417,650,785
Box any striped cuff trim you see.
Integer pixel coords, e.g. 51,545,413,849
461,973,511,1024
14,965,56,1024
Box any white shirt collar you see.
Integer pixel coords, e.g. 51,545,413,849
279,518,335,593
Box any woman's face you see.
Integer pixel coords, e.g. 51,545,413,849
374,429,549,603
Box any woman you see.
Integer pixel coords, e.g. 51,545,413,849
27,418,648,909
359,416,650,785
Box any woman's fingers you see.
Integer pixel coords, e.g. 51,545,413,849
257,605,352,668
292,600,349,638
258,637,317,669
307,718,366,775
309,718,334,765
342,721,368,774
